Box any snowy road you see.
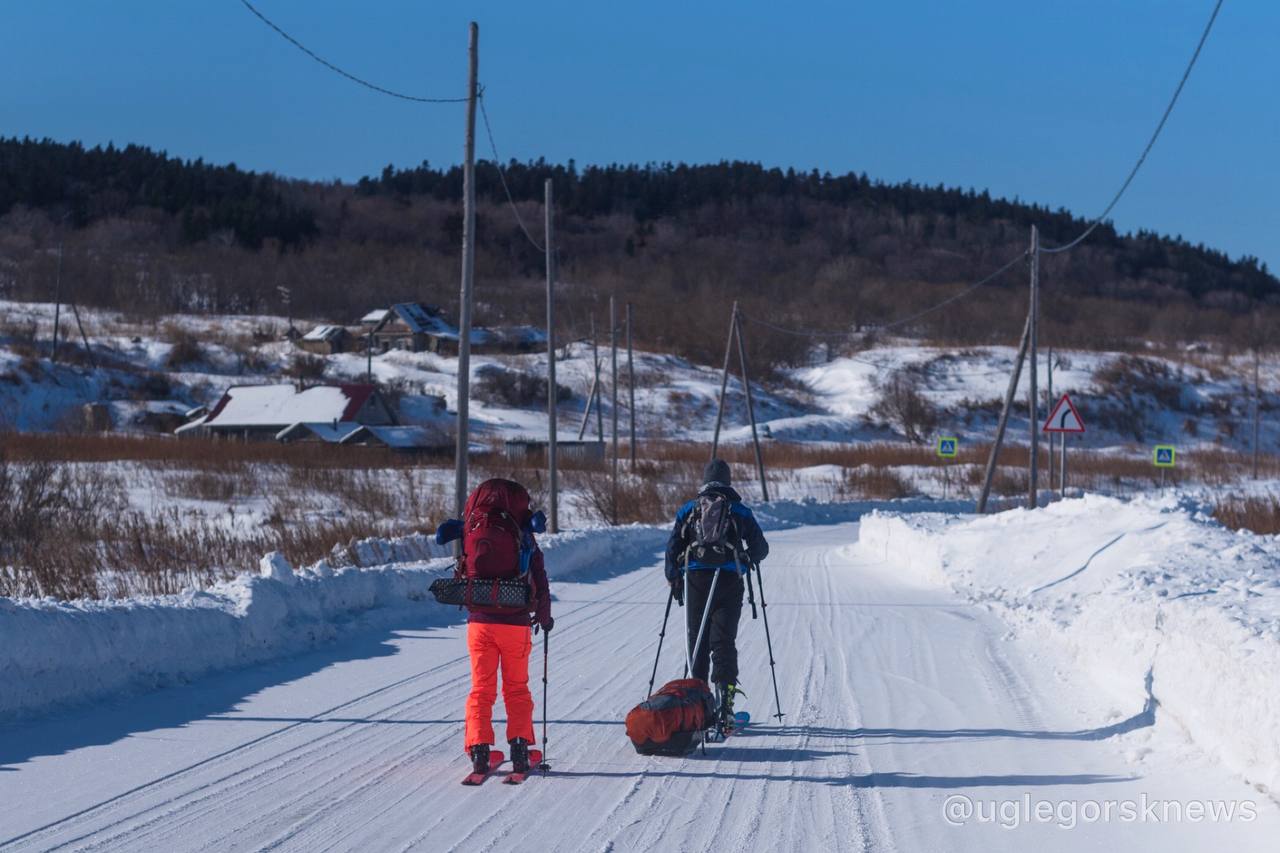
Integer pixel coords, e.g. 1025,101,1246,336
2,523,1274,851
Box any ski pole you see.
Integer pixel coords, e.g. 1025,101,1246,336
647,587,675,699
538,632,551,773
687,568,722,681
733,548,757,620
752,560,785,722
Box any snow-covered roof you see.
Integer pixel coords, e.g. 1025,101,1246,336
199,384,377,429
361,309,391,325
388,303,456,336
301,324,346,342
488,325,547,345
276,421,365,443
341,424,449,449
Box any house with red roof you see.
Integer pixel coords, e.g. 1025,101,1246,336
175,383,395,441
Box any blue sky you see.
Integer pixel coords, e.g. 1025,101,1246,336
2,1,1275,269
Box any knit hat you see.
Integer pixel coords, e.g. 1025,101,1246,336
702,458,731,489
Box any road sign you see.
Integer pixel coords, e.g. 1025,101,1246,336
1043,394,1086,434
937,437,959,459
1153,445,1176,468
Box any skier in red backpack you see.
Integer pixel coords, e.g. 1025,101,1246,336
436,479,553,779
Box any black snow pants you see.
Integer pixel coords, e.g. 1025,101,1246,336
685,568,744,685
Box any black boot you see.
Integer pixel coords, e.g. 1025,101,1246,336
510,738,530,774
470,743,490,775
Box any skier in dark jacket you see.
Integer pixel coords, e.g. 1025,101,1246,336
664,459,768,726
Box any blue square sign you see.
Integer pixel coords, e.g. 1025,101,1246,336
937,437,959,459
1153,445,1176,468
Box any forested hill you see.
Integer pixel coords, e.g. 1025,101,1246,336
1,136,1276,363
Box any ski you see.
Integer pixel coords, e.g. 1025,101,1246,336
461,750,505,786
502,749,543,785
709,710,751,742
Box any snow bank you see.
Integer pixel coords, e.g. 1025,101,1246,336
0,525,667,721
858,494,1280,799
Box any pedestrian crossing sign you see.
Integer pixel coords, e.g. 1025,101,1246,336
937,437,959,459
1154,445,1176,468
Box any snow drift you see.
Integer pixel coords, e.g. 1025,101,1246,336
0,496,951,722
0,525,667,721
858,494,1280,800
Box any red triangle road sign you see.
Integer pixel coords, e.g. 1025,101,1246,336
1043,393,1086,433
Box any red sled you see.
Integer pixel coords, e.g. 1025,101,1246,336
625,679,716,756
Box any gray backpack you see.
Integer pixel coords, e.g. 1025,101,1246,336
688,493,739,565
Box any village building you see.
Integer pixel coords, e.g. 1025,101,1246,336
362,302,547,356
175,383,395,441
295,324,350,355
340,424,453,453
504,438,606,464
367,303,459,354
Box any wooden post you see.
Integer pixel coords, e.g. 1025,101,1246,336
69,301,95,368
977,314,1032,513
577,373,598,441
453,21,479,520
610,296,619,525
1253,348,1261,480
545,178,559,532
710,301,737,460
627,302,636,467
592,315,603,442
51,242,63,362
734,305,769,502
1028,224,1040,510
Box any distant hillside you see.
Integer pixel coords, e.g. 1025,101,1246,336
1,136,1276,369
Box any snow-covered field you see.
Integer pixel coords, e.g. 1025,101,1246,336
3,298,1276,454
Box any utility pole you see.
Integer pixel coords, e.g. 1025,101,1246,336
1028,225,1040,510
610,295,619,525
545,178,559,532
591,314,603,441
978,315,1032,513
1046,346,1055,492
626,302,636,467
711,301,738,460
1253,347,1261,480
453,21,479,520
734,304,770,501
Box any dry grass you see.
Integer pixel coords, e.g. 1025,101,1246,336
7,425,1280,601
0,442,452,600
1,432,441,468
569,460,694,525
1212,494,1280,535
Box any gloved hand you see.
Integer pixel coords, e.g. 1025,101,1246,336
670,575,684,606
533,615,554,634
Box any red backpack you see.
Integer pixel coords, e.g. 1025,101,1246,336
457,479,536,614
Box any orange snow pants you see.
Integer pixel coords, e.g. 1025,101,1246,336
465,622,535,750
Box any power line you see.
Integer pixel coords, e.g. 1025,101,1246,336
238,0,467,104
1041,0,1224,254
740,313,855,339
872,252,1027,330
478,92,546,252
740,250,1026,339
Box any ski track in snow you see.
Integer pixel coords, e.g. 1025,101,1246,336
2,523,1276,852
